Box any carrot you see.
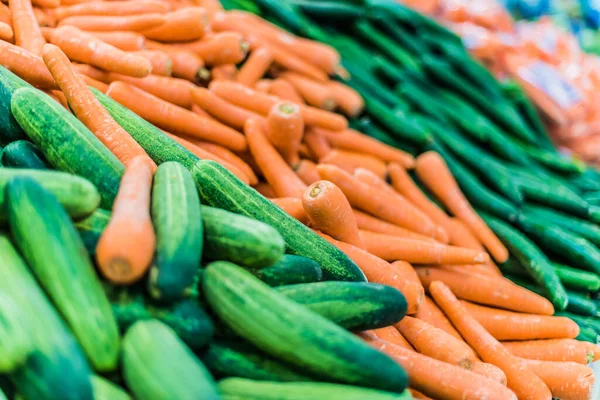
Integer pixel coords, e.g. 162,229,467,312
58,0,98,7
447,218,503,277
106,81,247,151
146,40,207,82
409,389,433,400
318,232,424,314
236,47,272,87
522,359,594,400
131,50,172,77
298,143,315,161
196,0,222,16
317,164,445,239
270,197,309,225
53,0,170,20
172,32,248,66
31,0,58,9
294,160,320,185
9,0,46,54
461,301,579,341
141,8,208,42
43,44,153,168
370,326,414,350
0,21,13,41
48,89,69,109
417,266,555,315
429,281,552,400
266,102,304,165
255,183,275,198
353,210,437,242
415,296,462,339
441,263,507,278
45,26,152,77
244,118,307,198
320,149,387,181
415,152,509,263
470,362,507,385
353,167,397,195
58,13,165,32
32,6,55,27
96,156,156,284
254,79,272,93
89,31,145,51
279,71,336,110
190,87,264,131
211,63,237,81
303,128,331,159
190,140,258,185
361,333,518,400
80,74,108,92
268,78,304,104
396,316,477,369
0,2,11,25
327,81,364,118
584,342,600,361
501,339,593,364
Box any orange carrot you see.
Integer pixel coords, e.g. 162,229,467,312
59,0,98,7
430,281,552,400
58,13,165,32
447,218,503,277
140,8,207,42
244,118,306,198
268,78,304,104
502,339,593,364
131,50,172,76
303,128,331,159
211,63,237,81
190,87,264,131
0,2,11,25
32,0,58,9
96,156,156,284
254,79,272,93
415,296,463,339
461,301,579,341
415,152,509,263
441,263,506,278
584,342,600,361
298,143,315,161
417,266,555,315
53,0,171,20
32,6,55,27
266,102,304,165
270,197,309,225
522,359,594,400
80,74,108,92
294,160,320,185
255,182,276,199
0,21,13,41
302,180,364,248
320,149,388,180
10,0,46,54
191,103,211,118
191,140,258,185
327,81,364,118
353,167,397,195
279,71,336,110
45,26,152,77
172,32,248,66
106,81,247,151
409,389,433,400
146,40,207,82
353,210,437,242
470,362,507,385
370,326,414,350
236,47,272,87
48,89,69,109
89,31,145,51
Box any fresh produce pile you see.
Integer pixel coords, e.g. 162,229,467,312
0,0,599,398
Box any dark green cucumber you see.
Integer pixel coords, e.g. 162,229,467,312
276,281,406,330
11,87,124,208
0,67,28,145
555,312,600,335
369,12,429,56
218,378,412,400
91,376,131,400
291,1,362,20
524,205,600,247
0,294,31,372
248,255,322,286
1,140,48,169
193,161,365,282
576,326,598,343
122,320,220,400
7,177,119,371
0,234,93,400
150,162,203,302
75,209,110,255
203,261,407,392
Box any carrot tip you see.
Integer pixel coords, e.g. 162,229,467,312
309,185,322,198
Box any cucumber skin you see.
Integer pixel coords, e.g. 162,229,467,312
11,88,124,209
0,294,31,372
91,376,131,400
75,209,111,255
249,255,322,286
1,140,48,169
0,67,28,145
193,160,365,282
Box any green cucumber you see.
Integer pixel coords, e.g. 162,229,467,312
91,376,131,400
193,160,365,282
276,281,407,330
150,162,203,302
202,205,285,269
122,320,220,400
1,140,48,169
11,87,124,208
0,294,31,372
523,205,600,247
576,326,598,343
75,209,111,255
0,67,28,145
554,312,600,335
7,177,119,371
202,261,407,392
248,255,322,286
218,378,412,400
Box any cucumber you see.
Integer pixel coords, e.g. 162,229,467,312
524,205,600,247
203,261,407,392
0,67,28,145
0,294,31,372
1,140,48,169
193,161,365,282
7,177,119,371
202,205,285,269
248,255,322,286
218,378,412,400
0,234,93,400
576,326,598,343
91,376,131,400
75,209,110,255
122,320,220,400
276,281,407,331
150,162,203,302
11,87,124,208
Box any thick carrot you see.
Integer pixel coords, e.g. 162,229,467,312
470,362,507,385
244,118,307,198
172,32,248,66
32,6,55,27
191,140,258,185
280,71,336,110
584,342,600,361
80,74,108,92
270,197,309,225
447,218,503,276
44,26,152,77
190,87,263,131
502,339,593,364
415,152,509,263
43,44,153,167
88,31,145,51
321,149,387,180
415,296,462,339
106,81,247,151
303,128,331,159
370,326,413,350
441,264,507,278
53,0,171,20
131,50,171,77
0,2,11,25
102,73,194,109
211,63,237,81
268,78,304,104
254,182,275,198
254,79,272,93
10,0,46,54
353,210,437,242
327,81,364,118
417,266,555,315
294,160,320,185
429,281,552,400
146,40,207,82
0,21,13,41
58,13,165,32
522,359,594,400
361,333,518,400
266,102,304,165
461,301,580,341
141,8,208,42
96,156,156,284
236,47,273,87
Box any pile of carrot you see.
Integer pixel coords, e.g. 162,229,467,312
1,0,599,398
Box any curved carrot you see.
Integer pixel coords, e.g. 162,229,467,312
190,87,264,131
96,156,156,284
270,197,309,225
415,152,509,263
47,89,69,109
236,47,273,87
266,102,304,165
32,6,56,27
354,210,436,242
303,128,331,159
0,21,13,41
415,296,462,339
502,339,593,364
447,218,503,277
268,78,305,104
211,64,237,81
88,31,145,51
131,50,172,77
470,362,507,385
370,326,413,350
294,159,320,185
522,359,594,400
191,140,258,185
58,13,165,32
43,44,153,168
321,149,387,180
106,81,247,151
429,281,552,400
254,182,276,198
302,181,364,248
417,266,555,315
80,74,108,92
280,71,336,110
9,0,46,54
461,301,579,341
53,0,171,20
327,81,364,118
141,8,208,42
173,32,248,66
103,73,195,109
146,40,207,82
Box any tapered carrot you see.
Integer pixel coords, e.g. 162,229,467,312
43,44,154,169
244,118,306,198
361,333,518,400
146,40,207,82
190,87,264,131
415,296,462,339
32,0,58,9
59,0,98,7
353,167,397,195
354,210,437,242
197,0,221,16
191,140,258,185
327,81,364,117
254,182,275,198
298,143,315,161
522,359,594,400
447,218,503,276
0,2,11,25
409,389,433,400
294,160,320,185
53,0,171,20
266,102,304,165
142,8,208,42
470,362,507,385
303,128,331,159
44,26,152,77
48,89,69,109
270,197,309,225
254,79,272,93
106,81,247,151
10,0,46,54
417,266,555,315
89,31,145,51
32,6,55,27
318,232,424,314
584,342,600,361
430,281,552,400
253,39,329,82
96,156,156,284
172,32,248,66
415,152,509,263
58,13,165,32
302,181,364,248
268,78,304,104
211,63,237,81
236,47,272,87
502,339,593,364
370,326,413,350
0,21,13,41
80,74,108,92
321,149,387,180
280,71,336,110
461,301,579,341
131,50,171,77
441,264,506,278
